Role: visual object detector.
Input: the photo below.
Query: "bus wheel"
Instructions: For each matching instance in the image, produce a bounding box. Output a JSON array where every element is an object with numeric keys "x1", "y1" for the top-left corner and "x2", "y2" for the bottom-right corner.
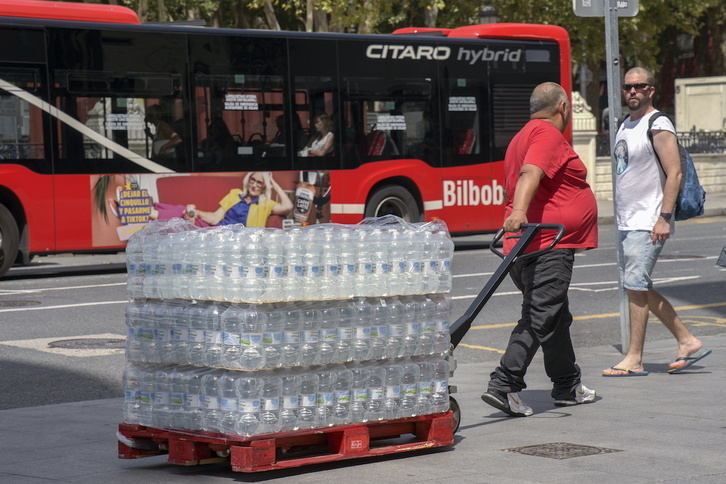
[
  {"x1": 0, "y1": 204, "x2": 20, "y2": 277},
  {"x1": 365, "y1": 185, "x2": 420, "y2": 222}
]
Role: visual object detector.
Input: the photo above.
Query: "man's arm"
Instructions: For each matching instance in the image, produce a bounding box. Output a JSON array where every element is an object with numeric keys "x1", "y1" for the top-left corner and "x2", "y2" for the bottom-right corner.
[
  {"x1": 503, "y1": 163, "x2": 545, "y2": 233},
  {"x1": 651, "y1": 129, "x2": 682, "y2": 240}
]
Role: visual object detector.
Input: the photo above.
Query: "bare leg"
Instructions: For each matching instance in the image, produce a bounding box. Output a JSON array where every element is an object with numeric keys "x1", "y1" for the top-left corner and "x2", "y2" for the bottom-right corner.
[
  {"x1": 602, "y1": 289, "x2": 649, "y2": 375},
  {"x1": 647, "y1": 289, "x2": 702, "y2": 362}
]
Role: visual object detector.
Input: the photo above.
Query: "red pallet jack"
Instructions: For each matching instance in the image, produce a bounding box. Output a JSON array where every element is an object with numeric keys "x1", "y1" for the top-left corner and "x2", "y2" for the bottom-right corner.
[{"x1": 117, "y1": 223, "x2": 563, "y2": 472}]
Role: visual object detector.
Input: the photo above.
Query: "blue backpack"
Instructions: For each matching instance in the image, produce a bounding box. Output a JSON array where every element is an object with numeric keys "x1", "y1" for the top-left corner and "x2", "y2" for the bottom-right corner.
[{"x1": 646, "y1": 113, "x2": 706, "y2": 221}]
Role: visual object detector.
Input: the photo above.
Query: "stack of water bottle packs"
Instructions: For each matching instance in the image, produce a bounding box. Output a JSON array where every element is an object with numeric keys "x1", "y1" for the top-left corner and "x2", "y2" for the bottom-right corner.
[{"x1": 122, "y1": 216, "x2": 453, "y2": 437}]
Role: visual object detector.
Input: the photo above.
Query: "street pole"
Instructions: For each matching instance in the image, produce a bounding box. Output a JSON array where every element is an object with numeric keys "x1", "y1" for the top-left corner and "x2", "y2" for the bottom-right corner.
[{"x1": 604, "y1": 0, "x2": 630, "y2": 354}]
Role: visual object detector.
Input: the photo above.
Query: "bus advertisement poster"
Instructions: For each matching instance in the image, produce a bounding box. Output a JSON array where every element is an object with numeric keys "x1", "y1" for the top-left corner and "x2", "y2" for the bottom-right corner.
[{"x1": 90, "y1": 171, "x2": 331, "y2": 247}]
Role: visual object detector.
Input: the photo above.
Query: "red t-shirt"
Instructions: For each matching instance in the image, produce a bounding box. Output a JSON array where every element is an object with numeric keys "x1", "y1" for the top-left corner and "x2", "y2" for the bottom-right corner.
[{"x1": 503, "y1": 119, "x2": 598, "y2": 254}]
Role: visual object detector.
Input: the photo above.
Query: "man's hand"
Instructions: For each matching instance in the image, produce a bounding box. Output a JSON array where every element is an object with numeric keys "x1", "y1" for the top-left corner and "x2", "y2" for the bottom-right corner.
[
  {"x1": 650, "y1": 217, "x2": 671, "y2": 244},
  {"x1": 504, "y1": 209, "x2": 528, "y2": 233}
]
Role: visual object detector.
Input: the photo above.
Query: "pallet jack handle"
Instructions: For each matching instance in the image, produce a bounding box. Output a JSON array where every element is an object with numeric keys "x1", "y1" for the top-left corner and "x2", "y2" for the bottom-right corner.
[{"x1": 448, "y1": 223, "x2": 565, "y2": 349}]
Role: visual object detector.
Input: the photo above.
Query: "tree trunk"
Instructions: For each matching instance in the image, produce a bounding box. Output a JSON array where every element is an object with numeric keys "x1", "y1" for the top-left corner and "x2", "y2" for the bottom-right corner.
[
  {"x1": 314, "y1": 10, "x2": 328, "y2": 32},
  {"x1": 424, "y1": 4, "x2": 438, "y2": 28},
  {"x1": 137, "y1": 0, "x2": 149, "y2": 23},
  {"x1": 262, "y1": 1, "x2": 281, "y2": 30},
  {"x1": 156, "y1": 0, "x2": 168, "y2": 22},
  {"x1": 306, "y1": 0, "x2": 314, "y2": 32}
]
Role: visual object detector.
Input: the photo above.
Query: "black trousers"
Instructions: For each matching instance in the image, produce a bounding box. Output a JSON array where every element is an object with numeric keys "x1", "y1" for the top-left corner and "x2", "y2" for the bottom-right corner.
[{"x1": 487, "y1": 249, "x2": 581, "y2": 400}]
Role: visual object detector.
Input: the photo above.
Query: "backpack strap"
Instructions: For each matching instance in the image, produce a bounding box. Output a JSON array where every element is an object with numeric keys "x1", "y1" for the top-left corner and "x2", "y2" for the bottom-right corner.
[{"x1": 645, "y1": 111, "x2": 674, "y2": 170}]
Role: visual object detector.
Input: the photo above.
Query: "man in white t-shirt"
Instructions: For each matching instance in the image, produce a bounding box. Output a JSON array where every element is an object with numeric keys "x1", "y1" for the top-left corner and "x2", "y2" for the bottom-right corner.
[{"x1": 603, "y1": 67, "x2": 711, "y2": 377}]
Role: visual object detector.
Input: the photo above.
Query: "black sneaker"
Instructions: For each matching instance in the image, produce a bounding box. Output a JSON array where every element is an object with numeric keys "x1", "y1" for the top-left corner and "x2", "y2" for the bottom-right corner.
[{"x1": 481, "y1": 390, "x2": 533, "y2": 417}]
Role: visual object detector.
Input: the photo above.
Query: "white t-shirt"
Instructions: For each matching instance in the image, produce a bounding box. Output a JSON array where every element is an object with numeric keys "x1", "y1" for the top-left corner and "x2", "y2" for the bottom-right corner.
[{"x1": 614, "y1": 110, "x2": 676, "y2": 231}]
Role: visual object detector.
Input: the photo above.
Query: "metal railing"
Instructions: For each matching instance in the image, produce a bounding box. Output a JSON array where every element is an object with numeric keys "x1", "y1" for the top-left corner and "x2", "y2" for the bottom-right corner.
[{"x1": 596, "y1": 131, "x2": 726, "y2": 156}]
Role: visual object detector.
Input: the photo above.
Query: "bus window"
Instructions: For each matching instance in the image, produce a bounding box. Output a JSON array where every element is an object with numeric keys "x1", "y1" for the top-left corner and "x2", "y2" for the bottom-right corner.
[
  {"x1": 293, "y1": 76, "x2": 338, "y2": 170},
  {"x1": 441, "y1": 77, "x2": 490, "y2": 167},
  {"x1": 52, "y1": 70, "x2": 185, "y2": 174},
  {"x1": 0, "y1": 69, "x2": 48, "y2": 170},
  {"x1": 490, "y1": 84, "x2": 534, "y2": 161},
  {"x1": 193, "y1": 73, "x2": 287, "y2": 171},
  {"x1": 342, "y1": 78, "x2": 435, "y2": 167}
]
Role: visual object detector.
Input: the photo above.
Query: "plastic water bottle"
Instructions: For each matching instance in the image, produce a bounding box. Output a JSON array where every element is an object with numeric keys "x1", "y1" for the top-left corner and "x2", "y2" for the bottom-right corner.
[
  {"x1": 334, "y1": 301, "x2": 354, "y2": 363},
  {"x1": 432, "y1": 294, "x2": 452, "y2": 354},
  {"x1": 151, "y1": 366, "x2": 172, "y2": 428},
  {"x1": 401, "y1": 296, "x2": 421, "y2": 357},
  {"x1": 383, "y1": 362, "x2": 403, "y2": 420},
  {"x1": 416, "y1": 359, "x2": 434, "y2": 415},
  {"x1": 265, "y1": 230, "x2": 287, "y2": 302},
  {"x1": 200, "y1": 369, "x2": 222, "y2": 432},
  {"x1": 263, "y1": 304, "x2": 284, "y2": 368},
  {"x1": 169, "y1": 300, "x2": 191, "y2": 364},
  {"x1": 369, "y1": 298, "x2": 389, "y2": 360},
  {"x1": 183, "y1": 367, "x2": 204, "y2": 430},
  {"x1": 170, "y1": 231, "x2": 192, "y2": 299},
  {"x1": 385, "y1": 297, "x2": 405, "y2": 358},
  {"x1": 316, "y1": 368, "x2": 337, "y2": 427},
  {"x1": 125, "y1": 299, "x2": 145, "y2": 363},
  {"x1": 400, "y1": 359, "x2": 420, "y2": 417},
  {"x1": 421, "y1": 230, "x2": 438, "y2": 294},
  {"x1": 338, "y1": 228, "x2": 358, "y2": 298},
  {"x1": 318, "y1": 304, "x2": 339, "y2": 365},
  {"x1": 431, "y1": 358, "x2": 450, "y2": 414},
  {"x1": 217, "y1": 371, "x2": 239, "y2": 434},
  {"x1": 188, "y1": 229, "x2": 209, "y2": 300},
  {"x1": 258, "y1": 374, "x2": 282, "y2": 434},
  {"x1": 417, "y1": 296, "x2": 436, "y2": 355},
  {"x1": 207, "y1": 230, "x2": 229, "y2": 302},
  {"x1": 136, "y1": 365, "x2": 155, "y2": 427},
  {"x1": 351, "y1": 298, "x2": 372, "y2": 361},
  {"x1": 122, "y1": 364, "x2": 142, "y2": 425},
  {"x1": 388, "y1": 229, "x2": 408, "y2": 296},
  {"x1": 126, "y1": 235, "x2": 146, "y2": 300},
  {"x1": 220, "y1": 304, "x2": 244, "y2": 369},
  {"x1": 186, "y1": 301, "x2": 207, "y2": 366},
  {"x1": 157, "y1": 300, "x2": 180, "y2": 364},
  {"x1": 168, "y1": 366, "x2": 187, "y2": 429},
  {"x1": 403, "y1": 229, "x2": 423, "y2": 295},
  {"x1": 366, "y1": 362, "x2": 386, "y2": 421},
  {"x1": 319, "y1": 226, "x2": 342, "y2": 300},
  {"x1": 238, "y1": 229, "x2": 268, "y2": 303},
  {"x1": 284, "y1": 229, "x2": 306, "y2": 301},
  {"x1": 348, "y1": 363, "x2": 370, "y2": 423},
  {"x1": 203, "y1": 302, "x2": 224, "y2": 368},
  {"x1": 369, "y1": 228, "x2": 391, "y2": 296},
  {"x1": 156, "y1": 234, "x2": 175, "y2": 299},
  {"x1": 332, "y1": 365, "x2": 353, "y2": 425},
  {"x1": 299, "y1": 303, "x2": 322, "y2": 366},
  {"x1": 355, "y1": 229, "x2": 375, "y2": 297},
  {"x1": 138, "y1": 300, "x2": 159, "y2": 362},
  {"x1": 142, "y1": 231, "x2": 162, "y2": 299},
  {"x1": 297, "y1": 370, "x2": 319, "y2": 429},
  {"x1": 301, "y1": 229, "x2": 323, "y2": 300},
  {"x1": 279, "y1": 370, "x2": 301, "y2": 431},
  {"x1": 220, "y1": 226, "x2": 242, "y2": 303},
  {"x1": 236, "y1": 374, "x2": 262, "y2": 436},
  {"x1": 240, "y1": 305, "x2": 266, "y2": 370},
  {"x1": 280, "y1": 303, "x2": 302, "y2": 368},
  {"x1": 434, "y1": 229, "x2": 454, "y2": 293}
]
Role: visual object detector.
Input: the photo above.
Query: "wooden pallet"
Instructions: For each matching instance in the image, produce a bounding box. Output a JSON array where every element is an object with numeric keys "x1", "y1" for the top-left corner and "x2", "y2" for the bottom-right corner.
[{"x1": 118, "y1": 411, "x2": 455, "y2": 472}]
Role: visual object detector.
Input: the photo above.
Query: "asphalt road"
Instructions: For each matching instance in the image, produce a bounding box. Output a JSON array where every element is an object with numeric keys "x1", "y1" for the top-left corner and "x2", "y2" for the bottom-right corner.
[{"x1": 1, "y1": 217, "x2": 724, "y2": 410}]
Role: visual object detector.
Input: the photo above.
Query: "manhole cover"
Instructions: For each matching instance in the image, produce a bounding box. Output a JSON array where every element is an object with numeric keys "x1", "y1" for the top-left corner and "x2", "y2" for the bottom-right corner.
[
  {"x1": 0, "y1": 300, "x2": 42, "y2": 307},
  {"x1": 659, "y1": 254, "x2": 706, "y2": 260},
  {"x1": 48, "y1": 338, "x2": 125, "y2": 350},
  {"x1": 505, "y1": 442, "x2": 621, "y2": 460}
]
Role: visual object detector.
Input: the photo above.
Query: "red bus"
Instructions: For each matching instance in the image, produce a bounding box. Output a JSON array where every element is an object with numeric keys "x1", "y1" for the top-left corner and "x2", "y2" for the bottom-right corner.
[{"x1": 0, "y1": 1, "x2": 571, "y2": 276}]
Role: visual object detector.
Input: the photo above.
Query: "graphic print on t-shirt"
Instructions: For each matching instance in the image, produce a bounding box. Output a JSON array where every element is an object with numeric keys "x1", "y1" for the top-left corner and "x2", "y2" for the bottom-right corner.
[{"x1": 614, "y1": 139, "x2": 628, "y2": 174}]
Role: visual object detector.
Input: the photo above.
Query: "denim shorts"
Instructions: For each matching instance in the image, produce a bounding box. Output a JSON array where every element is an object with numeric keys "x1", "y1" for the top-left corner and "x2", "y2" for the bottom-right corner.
[{"x1": 620, "y1": 230, "x2": 664, "y2": 291}]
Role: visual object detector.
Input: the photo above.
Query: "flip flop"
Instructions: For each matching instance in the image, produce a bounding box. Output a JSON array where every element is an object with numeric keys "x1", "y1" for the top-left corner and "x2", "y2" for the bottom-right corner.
[
  {"x1": 668, "y1": 349, "x2": 712, "y2": 374},
  {"x1": 602, "y1": 367, "x2": 649, "y2": 377}
]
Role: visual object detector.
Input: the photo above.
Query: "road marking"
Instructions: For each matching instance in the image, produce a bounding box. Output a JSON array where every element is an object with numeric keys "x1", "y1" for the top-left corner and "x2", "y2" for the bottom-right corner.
[
  {"x1": 0, "y1": 300, "x2": 128, "y2": 313},
  {"x1": 0, "y1": 282, "x2": 126, "y2": 296},
  {"x1": 0, "y1": 333, "x2": 126, "y2": 357},
  {"x1": 462, "y1": 301, "x2": 726, "y2": 353}
]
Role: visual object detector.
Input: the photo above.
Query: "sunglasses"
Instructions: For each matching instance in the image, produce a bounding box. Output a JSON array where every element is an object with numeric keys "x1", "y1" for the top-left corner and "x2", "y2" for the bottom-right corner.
[
  {"x1": 622, "y1": 83, "x2": 651, "y2": 91},
  {"x1": 248, "y1": 176, "x2": 265, "y2": 186}
]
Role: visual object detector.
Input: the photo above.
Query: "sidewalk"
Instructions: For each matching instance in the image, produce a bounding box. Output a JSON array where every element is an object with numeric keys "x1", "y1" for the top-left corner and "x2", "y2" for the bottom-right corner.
[{"x1": 0, "y1": 334, "x2": 723, "y2": 483}]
